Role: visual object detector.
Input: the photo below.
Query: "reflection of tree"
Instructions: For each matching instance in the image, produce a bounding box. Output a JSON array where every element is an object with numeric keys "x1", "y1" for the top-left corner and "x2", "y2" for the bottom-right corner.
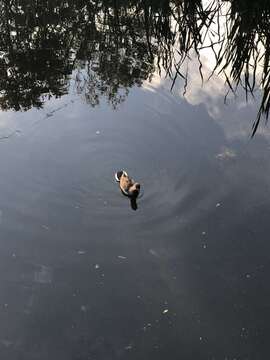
[
  {"x1": 76, "y1": 1, "x2": 157, "y2": 108},
  {"x1": 0, "y1": 0, "x2": 76, "y2": 111},
  {"x1": 215, "y1": 0, "x2": 270, "y2": 135},
  {"x1": 0, "y1": 0, "x2": 269, "y2": 134},
  {"x1": 162, "y1": 0, "x2": 270, "y2": 135},
  {"x1": 0, "y1": 0, "x2": 158, "y2": 111},
  {"x1": 0, "y1": 49, "x2": 71, "y2": 111}
]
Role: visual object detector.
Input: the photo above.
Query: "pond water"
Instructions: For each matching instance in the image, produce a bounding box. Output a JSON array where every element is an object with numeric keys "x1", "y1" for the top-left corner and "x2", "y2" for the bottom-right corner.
[{"x1": 0, "y1": 2, "x2": 270, "y2": 360}]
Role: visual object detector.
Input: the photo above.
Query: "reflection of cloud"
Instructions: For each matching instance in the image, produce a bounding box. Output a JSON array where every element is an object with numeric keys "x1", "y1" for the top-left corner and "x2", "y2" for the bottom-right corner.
[
  {"x1": 141, "y1": 1, "x2": 269, "y2": 140},
  {"x1": 145, "y1": 52, "x2": 231, "y2": 119},
  {"x1": 179, "y1": 55, "x2": 227, "y2": 119},
  {"x1": 143, "y1": 52, "x2": 270, "y2": 140}
]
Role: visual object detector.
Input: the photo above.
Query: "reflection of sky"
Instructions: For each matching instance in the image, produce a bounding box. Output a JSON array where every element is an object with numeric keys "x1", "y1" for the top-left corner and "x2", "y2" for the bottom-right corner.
[
  {"x1": 143, "y1": 52, "x2": 268, "y2": 140},
  {"x1": 143, "y1": 0, "x2": 268, "y2": 140},
  {"x1": 0, "y1": 56, "x2": 270, "y2": 359},
  {"x1": 0, "y1": 56, "x2": 267, "y2": 144}
]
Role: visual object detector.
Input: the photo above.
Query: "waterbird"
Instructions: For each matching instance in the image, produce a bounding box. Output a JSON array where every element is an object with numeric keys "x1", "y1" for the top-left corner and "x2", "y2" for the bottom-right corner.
[{"x1": 115, "y1": 170, "x2": 141, "y2": 198}]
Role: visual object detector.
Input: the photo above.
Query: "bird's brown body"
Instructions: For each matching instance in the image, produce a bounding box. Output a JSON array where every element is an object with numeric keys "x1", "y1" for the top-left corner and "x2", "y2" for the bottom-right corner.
[{"x1": 115, "y1": 171, "x2": 141, "y2": 198}]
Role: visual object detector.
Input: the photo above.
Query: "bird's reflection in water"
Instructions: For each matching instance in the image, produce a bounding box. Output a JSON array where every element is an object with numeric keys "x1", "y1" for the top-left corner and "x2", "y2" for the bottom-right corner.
[
  {"x1": 130, "y1": 197, "x2": 138, "y2": 211},
  {"x1": 120, "y1": 190, "x2": 138, "y2": 211}
]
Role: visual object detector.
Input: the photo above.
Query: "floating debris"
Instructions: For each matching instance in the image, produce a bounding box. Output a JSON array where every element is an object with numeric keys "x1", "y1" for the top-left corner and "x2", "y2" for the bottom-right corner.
[
  {"x1": 94, "y1": 264, "x2": 100, "y2": 269},
  {"x1": 96, "y1": 130, "x2": 100, "y2": 135},
  {"x1": 125, "y1": 345, "x2": 133, "y2": 351},
  {"x1": 149, "y1": 249, "x2": 160, "y2": 258},
  {"x1": 202, "y1": 231, "x2": 206, "y2": 236},
  {"x1": 80, "y1": 305, "x2": 87, "y2": 312},
  {"x1": 163, "y1": 309, "x2": 169, "y2": 314},
  {"x1": 117, "y1": 255, "x2": 127, "y2": 260},
  {"x1": 34, "y1": 265, "x2": 52, "y2": 284},
  {"x1": 216, "y1": 148, "x2": 236, "y2": 160},
  {"x1": 77, "y1": 250, "x2": 86, "y2": 255},
  {"x1": 216, "y1": 203, "x2": 221, "y2": 207}
]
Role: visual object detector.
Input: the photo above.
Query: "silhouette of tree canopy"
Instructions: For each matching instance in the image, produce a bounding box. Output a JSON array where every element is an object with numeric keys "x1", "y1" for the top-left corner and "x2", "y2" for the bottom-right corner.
[{"x1": 0, "y1": 0, "x2": 269, "y2": 134}]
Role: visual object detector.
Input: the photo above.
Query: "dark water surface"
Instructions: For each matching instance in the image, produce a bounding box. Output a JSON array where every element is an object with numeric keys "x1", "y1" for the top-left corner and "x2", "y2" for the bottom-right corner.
[
  {"x1": 1, "y1": 1, "x2": 270, "y2": 360},
  {"x1": 0, "y1": 74, "x2": 270, "y2": 360}
]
